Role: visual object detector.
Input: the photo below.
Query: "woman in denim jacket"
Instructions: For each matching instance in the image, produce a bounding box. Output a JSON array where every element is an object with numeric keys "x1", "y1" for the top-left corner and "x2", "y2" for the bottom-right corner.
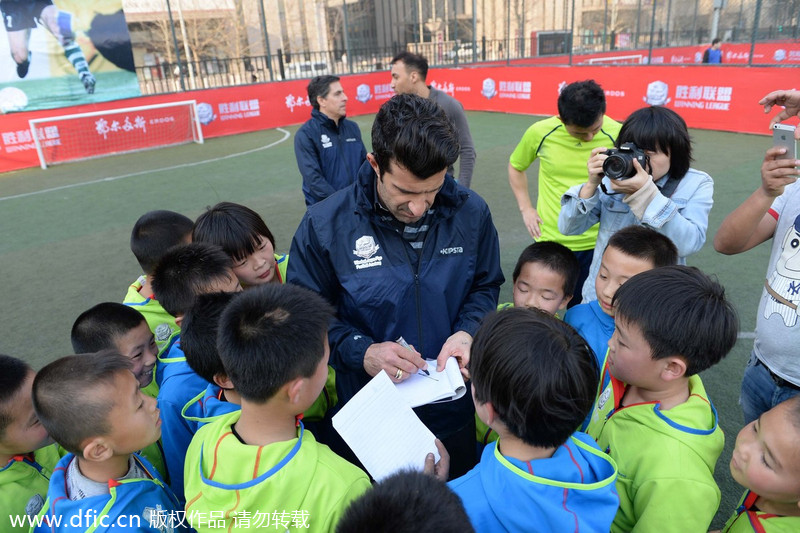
[{"x1": 559, "y1": 106, "x2": 713, "y2": 302}]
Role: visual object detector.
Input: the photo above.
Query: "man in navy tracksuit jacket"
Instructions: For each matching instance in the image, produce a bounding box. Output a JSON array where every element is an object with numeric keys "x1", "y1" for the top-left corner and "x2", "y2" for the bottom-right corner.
[
  {"x1": 294, "y1": 75, "x2": 367, "y2": 206},
  {"x1": 289, "y1": 94, "x2": 504, "y2": 477}
]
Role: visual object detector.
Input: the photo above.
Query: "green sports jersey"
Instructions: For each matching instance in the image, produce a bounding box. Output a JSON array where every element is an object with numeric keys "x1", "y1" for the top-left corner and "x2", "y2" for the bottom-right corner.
[
  {"x1": 587, "y1": 370, "x2": 723, "y2": 533},
  {"x1": 0, "y1": 444, "x2": 61, "y2": 532},
  {"x1": 509, "y1": 115, "x2": 621, "y2": 251},
  {"x1": 722, "y1": 490, "x2": 800, "y2": 532},
  {"x1": 124, "y1": 275, "x2": 180, "y2": 357},
  {"x1": 184, "y1": 411, "x2": 370, "y2": 532}
]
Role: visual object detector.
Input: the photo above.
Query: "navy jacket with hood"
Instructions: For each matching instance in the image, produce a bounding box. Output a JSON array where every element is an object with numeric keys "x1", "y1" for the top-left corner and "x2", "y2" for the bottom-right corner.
[
  {"x1": 288, "y1": 161, "x2": 504, "y2": 435},
  {"x1": 294, "y1": 109, "x2": 367, "y2": 206}
]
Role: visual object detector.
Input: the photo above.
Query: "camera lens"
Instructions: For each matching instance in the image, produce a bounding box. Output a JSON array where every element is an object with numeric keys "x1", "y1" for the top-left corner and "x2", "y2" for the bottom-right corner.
[{"x1": 603, "y1": 154, "x2": 632, "y2": 180}]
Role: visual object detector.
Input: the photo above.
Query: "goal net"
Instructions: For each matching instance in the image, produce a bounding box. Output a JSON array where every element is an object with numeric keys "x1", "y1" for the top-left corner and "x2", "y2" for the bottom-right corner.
[{"x1": 29, "y1": 100, "x2": 203, "y2": 169}]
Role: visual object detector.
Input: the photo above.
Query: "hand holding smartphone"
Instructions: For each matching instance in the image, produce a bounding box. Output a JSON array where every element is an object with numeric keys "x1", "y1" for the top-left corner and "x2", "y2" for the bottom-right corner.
[{"x1": 773, "y1": 124, "x2": 798, "y2": 160}]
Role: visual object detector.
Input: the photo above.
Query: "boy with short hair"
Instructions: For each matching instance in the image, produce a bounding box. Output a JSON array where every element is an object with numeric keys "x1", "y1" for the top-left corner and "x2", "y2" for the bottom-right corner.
[
  {"x1": 180, "y1": 291, "x2": 242, "y2": 430},
  {"x1": 184, "y1": 283, "x2": 371, "y2": 532},
  {"x1": 481, "y1": 241, "x2": 578, "y2": 445},
  {"x1": 565, "y1": 225, "x2": 678, "y2": 371},
  {"x1": 124, "y1": 210, "x2": 193, "y2": 357},
  {"x1": 719, "y1": 396, "x2": 800, "y2": 531},
  {"x1": 70, "y1": 302, "x2": 167, "y2": 480},
  {"x1": 71, "y1": 302, "x2": 159, "y2": 395},
  {"x1": 0, "y1": 355, "x2": 58, "y2": 532},
  {"x1": 181, "y1": 292, "x2": 336, "y2": 432},
  {"x1": 450, "y1": 308, "x2": 619, "y2": 532},
  {"x1": 31, "y1": 352, "x2": 188, "y2": 532},
  {"x1": 337, "y1": 470, "x2": 474, "y2": 533},
  {"x1": 151, "y1": 241, "x2": 241, "y2": 501},
  {"x1": 586, "y1": 266, "x2": 739, "y2": 532},
  {"x1": 507, "y1": 240, "x2": 578, "y2": 315}
]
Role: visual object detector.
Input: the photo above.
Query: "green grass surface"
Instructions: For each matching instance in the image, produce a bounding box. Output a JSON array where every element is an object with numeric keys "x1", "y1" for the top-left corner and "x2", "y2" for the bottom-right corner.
[{"x1": 0, "y1": 111, "x2": 777, "y2": 527}]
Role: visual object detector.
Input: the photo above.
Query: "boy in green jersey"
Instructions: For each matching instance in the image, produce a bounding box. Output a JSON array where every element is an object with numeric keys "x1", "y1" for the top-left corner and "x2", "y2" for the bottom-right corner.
[
  {"x1": 586, "y1": 266, "x2": 738, "y2": 532},
  {"x1": 719, "y1": 396, "x2": 800, "y2": 532},
  {"x1": 184, "y1": 283, "x2": 370, "y2": 532},
  {"x1": 124, "y1": 210, "x2": 193, "y2": 357},
  {"x1": 70, "y1": 302, "x2": 167, "y2": 480},
  {"x1": 0, "y1": 355, "x2": 58, "y2": 532}
]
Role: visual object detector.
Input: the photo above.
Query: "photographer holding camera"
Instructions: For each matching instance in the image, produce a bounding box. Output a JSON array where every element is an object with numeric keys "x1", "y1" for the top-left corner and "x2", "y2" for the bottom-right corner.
[{"x1": 558, "y1": 106, "x2": 714, "y2": 302}]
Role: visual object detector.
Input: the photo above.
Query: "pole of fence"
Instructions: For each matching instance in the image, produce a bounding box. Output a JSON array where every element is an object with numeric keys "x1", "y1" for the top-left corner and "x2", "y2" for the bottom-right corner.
[
  {"x1": 165, "y1": 0, "x2": 185, "y2": 91},
  {"x1": 342, "y1": 0, "x2": 353, "y2": 73},
  {"x1": 635, "y1": 0, "x2": 642, "y2": 48},
  {"x1": 257, "y1": 0, "x2": 274, "y2": 81},
  {"x1": 648, "y1": 0, "x2": 657, "y2": 64},
  {"x1": 569, "y1": 0, "x2": 575, "y2": 65},
  {"x1": 472, "y1": 0, "x2": 478, "y2": 62},
  {"x1": 506, "y1": 0, "x2": 511, "y2": 65},
  {"x1": 749, "y1": 0, "x2": 762, "y2": 65}
]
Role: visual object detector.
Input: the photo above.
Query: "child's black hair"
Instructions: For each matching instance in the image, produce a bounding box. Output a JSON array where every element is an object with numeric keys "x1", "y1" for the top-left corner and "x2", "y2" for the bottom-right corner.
[
  {"x1": 217, "y1": 283, "x2": 333, "y2": 403},
  {"x1": 613, "y1": 266, "x2": 739, "y2": 376},
  {"x1": 616, "y1": 106, "x2": 693, "y2": 180},
  {"x1": 0, "y1": 354, "x2": 32, "y2": 437},
  {"x1": 336, "y1": 470, "x2": 474, "y2": 533},
  {"x1": 193, "y1": 202, "x2": 276, "y2": 264},
  {"x1": 181, "y1": 292, "x2": 238, "y2": 384},
  {"x1": 151, "y1": 242, "x2": 235, "y2": 317},
  {"x1": 605, "y1": 226, "x2": 679, "y2": 268},
  {"x1": 130, "y1": 210, "x2": 193, "y2": 274},
  {"x1": 512, "y1": 241, "x2": 579, "y2": 296},
  {"x1": 71, "y1": 302, "x2": 148, "y2": 353},
  {"x1": 471, "y1": 308, "x2": 598, "y2": 448},
  {"x1": 33, "y1": 352, "x2": 132, "y2": 455}
]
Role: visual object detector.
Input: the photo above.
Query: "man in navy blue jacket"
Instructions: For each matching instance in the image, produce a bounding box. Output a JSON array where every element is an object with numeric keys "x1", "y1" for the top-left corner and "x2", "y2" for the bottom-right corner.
[
  {"x1": 294, "y1": 75, "x2": 367, "y2": 206},
  {"x1": 289, "y1": 94, "x2": 504, "y2": 477}
]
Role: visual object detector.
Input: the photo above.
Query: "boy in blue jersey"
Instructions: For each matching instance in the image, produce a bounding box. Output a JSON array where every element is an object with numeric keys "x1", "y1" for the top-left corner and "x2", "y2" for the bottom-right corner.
[
  {"x1": 184, "y1": 283, "x2": 370, "y2": 532},
  {"x1": 0, "y1": 355, "x2": 58, "y2": 532},
  {"x1": 180, "y1": 292, "x2": 242, "y2": 432},
  {"x1": 151, "y1": 242, "x2": 241, "y2": 502},
  {"x1": 124, "y1": 210, "x2": 193, "y2": 358},
  {"x1": 586, "y1": 266, "x2": 738, "y2": 532},
  {"x1": 449, "y1": 308, "x2": 619, "y2": 532},
  {"x1": 31, "y1": 352, "x2": 188, "y2": 532},
  {"x1": 71, "y1": 303, "x2": 167, "y2": 481},
  {"x1": 565, "y1": 225, "x2": 677, "y2": 372}
]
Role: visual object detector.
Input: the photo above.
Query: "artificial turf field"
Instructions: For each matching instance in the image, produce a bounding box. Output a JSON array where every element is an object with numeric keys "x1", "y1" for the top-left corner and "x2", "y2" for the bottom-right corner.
[{"x1": 0, "y1": 110, "x2": 778, "y2": 527}]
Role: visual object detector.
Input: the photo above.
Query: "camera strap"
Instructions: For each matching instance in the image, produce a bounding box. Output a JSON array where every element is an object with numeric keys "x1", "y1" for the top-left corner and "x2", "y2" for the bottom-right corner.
[{"x1": 658, "y1": 175, "x2": 680, "y2": 198}]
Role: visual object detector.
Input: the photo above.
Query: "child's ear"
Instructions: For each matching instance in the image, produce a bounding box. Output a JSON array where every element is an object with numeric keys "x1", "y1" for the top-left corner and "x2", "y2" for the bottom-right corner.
[
  {"x1": 174, "y1": 314, "x2": 184, "y2": 327},
  {"x1": 560, "y1": 294, "x2": 574, "y2": 311},
  {"x1": 285, "y1": 377, "x2": 305, "y2": 405},
  {"x1": 660, "y1": 356, "x2": 687, "y2": 381},
  {"x1": 81, "y1": 437, "x2": 113, "y2": 463},
  {"x1": 212, "y1": 373, "x2": 234, "y2": 390}
]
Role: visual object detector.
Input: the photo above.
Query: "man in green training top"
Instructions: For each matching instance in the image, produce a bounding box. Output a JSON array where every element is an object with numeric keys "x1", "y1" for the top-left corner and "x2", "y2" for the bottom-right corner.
[{"x1": 508, "y1": 80, "x2": 621, "y2": 305}]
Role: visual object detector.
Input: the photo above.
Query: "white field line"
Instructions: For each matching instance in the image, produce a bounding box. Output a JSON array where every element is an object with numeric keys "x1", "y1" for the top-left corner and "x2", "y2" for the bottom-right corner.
[{"x1": 0, "y1": 127, "x2": 291, "y2": 202}]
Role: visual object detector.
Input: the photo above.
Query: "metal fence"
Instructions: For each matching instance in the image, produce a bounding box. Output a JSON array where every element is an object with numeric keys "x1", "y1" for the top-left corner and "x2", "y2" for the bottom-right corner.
[{"x1": 134, "y1": 0, "x2": 799, "y2": 96}]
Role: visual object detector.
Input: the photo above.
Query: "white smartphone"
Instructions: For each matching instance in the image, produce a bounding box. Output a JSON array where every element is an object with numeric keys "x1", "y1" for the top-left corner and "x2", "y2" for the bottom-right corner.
[{"x1": 773, "y1": 123, "x2": 798, "y2": 160}]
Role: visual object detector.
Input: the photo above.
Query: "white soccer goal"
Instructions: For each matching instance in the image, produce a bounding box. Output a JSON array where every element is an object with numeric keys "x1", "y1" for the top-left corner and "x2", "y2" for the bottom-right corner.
[{"x1": 29, "y1": 100, "x2": 204, "y2": 169}]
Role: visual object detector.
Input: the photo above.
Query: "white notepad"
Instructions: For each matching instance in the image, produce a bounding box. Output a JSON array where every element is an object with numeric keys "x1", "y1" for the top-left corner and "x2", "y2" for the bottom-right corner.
[
  {"x1": 332, "y1": 371, "x2": 440, "y2": 481},
  {"x1": 394, "y1": 357, "x2": 467, "y2": 408}
]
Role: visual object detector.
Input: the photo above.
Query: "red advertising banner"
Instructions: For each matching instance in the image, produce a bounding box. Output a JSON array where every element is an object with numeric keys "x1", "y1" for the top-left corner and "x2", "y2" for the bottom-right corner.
[{"x1": 0, "y1": 65, "x2": 795, "y2": 174}]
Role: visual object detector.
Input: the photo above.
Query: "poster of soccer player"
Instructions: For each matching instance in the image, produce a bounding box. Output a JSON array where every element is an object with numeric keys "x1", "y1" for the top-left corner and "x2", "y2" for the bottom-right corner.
[{"x1": 0, "y1": 0, "x2": 140, "y2": 113}]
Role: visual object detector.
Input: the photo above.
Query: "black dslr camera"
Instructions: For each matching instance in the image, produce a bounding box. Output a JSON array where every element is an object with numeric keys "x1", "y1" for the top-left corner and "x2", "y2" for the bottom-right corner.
[{"x1": 602, "y1": 143, "x2": 649, "y2": 180}]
